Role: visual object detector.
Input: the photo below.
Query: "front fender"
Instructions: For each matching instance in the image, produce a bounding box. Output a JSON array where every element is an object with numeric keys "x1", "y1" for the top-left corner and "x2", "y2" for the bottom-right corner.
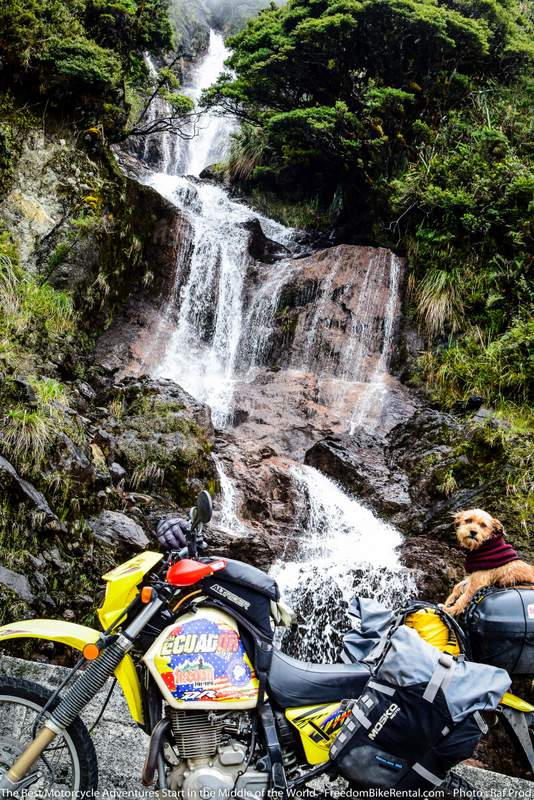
[{"x1": 0, "y1": 619, "x2": 144, "y2": 725}]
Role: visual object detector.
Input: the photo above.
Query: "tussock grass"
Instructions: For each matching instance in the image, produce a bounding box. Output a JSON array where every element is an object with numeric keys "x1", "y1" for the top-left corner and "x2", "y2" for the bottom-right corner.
[
  {"x1": 416, "y1": 267, "x2": 463, "y2": 335},
  {"x1": 0, "y1": 234, "x2": 75, "y2": 341},
  {"x1": 0, "y1": 377, "x2": 71, "y2": 468},
  {"x1": 1, "y1": 407, "x2": 55, "y2": 463},
  {"x1": 131, "y1": 461, "x2": 165, "y2": 491},
  {"x1": 0, "y1": 234, "x2": 78, "y2": 471},
  {"x1": 418, "y1": 316, "x2": 534, "y2": 408},
  {"x1": 227, "y1": 124, "x2": 268, "y2": 182}
]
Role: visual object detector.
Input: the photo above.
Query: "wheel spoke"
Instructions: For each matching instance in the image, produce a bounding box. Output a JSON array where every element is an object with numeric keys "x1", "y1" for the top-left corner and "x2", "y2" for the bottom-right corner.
[{"x1": 0, "y1": 695, "x2": 79, "y2": 794}]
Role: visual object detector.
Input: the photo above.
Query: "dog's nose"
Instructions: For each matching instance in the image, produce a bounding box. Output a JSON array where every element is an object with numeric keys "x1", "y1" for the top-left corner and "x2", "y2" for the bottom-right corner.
[{"x1": 469, "y1": 531, "x2": 478, "y2": 539}]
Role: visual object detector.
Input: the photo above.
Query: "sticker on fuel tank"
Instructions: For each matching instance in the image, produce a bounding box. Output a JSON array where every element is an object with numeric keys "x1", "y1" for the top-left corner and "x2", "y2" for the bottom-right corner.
[
  {"x1": 527, "y1": 603, "x2": 534, "y2": 619},
  {"x1": 155, "y1": 616, "x2": 258, "y2": 702}
]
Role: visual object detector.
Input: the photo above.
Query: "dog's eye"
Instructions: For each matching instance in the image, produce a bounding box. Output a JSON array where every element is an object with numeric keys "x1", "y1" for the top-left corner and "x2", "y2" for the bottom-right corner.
[
  {"x1": 465, "y1": 518, "x2": 472, "y2": 524},
  {"x1": 480, "y1": 522, "x2": 487, "y2": 528}
]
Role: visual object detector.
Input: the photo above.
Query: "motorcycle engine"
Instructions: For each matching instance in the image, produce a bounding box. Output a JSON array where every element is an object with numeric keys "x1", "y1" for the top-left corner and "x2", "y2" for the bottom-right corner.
[{"x1": 167, "y1": 710, "x2": 269, "y2": 800}]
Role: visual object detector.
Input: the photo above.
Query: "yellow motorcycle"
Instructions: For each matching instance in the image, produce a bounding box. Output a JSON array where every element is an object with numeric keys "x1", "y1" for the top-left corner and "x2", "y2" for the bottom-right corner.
[{"x1": 0, "y1": 490, "x2": 532, "y2": 797}]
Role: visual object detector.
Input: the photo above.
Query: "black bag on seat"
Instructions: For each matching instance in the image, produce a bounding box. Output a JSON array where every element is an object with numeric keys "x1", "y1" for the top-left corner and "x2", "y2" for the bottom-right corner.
[
  {"x1": 201, "y1": 558, "x2": 280, "y2": 640},
  {"x1": 464, "y1": 587, "x2": 534, "y2": 675},
  {"x1": 331, "y1": 623, "x2": 510, "y2": 791}
]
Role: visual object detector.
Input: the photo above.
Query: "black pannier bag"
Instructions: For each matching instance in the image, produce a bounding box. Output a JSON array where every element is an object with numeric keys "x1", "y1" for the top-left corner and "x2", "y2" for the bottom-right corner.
[
  {"x1": 464, "y1": 587, "x2": 534, "y2": 675},
  {"x1": 331, "y1": 623, "x2": 510, "y2": 791}
]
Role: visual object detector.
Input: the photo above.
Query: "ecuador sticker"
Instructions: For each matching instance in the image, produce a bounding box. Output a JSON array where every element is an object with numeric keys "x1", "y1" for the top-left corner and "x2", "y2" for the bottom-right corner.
[{"x1": 153, "y1": 615, "x2": 258, "y2": 703}]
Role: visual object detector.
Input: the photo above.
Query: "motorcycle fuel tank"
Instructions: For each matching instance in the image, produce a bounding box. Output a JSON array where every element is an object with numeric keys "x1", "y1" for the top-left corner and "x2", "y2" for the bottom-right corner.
[{"x1": 143, "y1": 607, "x2": 259, "y2": 709}]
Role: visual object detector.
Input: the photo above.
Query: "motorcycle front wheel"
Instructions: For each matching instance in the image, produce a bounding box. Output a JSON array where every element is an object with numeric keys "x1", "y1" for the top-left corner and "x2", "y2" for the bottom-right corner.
[{"x1": 0, "y1": 676, "x2": 98, "y2": 797}]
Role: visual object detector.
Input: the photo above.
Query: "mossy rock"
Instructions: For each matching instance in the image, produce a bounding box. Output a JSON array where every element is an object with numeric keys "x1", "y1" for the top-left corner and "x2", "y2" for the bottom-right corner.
[{"x1": 107, "y1": 377, "x2": 216, "y2": 507}]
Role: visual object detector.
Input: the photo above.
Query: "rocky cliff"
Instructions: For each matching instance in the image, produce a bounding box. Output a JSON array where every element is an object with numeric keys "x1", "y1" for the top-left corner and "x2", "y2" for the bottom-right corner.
[{"x1": 0, "y1": 114, "x2": 219, "y2": 643}]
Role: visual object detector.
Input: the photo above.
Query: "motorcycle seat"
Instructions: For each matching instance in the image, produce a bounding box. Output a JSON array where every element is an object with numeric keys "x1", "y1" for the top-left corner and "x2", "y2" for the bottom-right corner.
[{"x1": 267, "y1": 649, "x2": 370, "y2": 707}]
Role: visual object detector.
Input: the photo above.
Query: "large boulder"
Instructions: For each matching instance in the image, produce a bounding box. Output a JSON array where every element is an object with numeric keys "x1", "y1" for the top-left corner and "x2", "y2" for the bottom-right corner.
[
  {"x1": 242, "y1": 218, "x2": 289, "y2": 263},
  {"x1": 0, "y1": 566, "x2": 34, "y2": 603},
  {"x1": 257, "y1": 244, "x2": 405, "y2": 374},
  {"x1": 88, "y1": 511, "x2": 149, "y2": 549},
  {"x1": 209, "y1": 437, "x2": 303, "y2": 570},
  {"x1": 103, "y1": 377, "x2": 216, "y2": 507},
  {"x1": 0, "y1": 455, "x2": 61, "y2": 530},
  {"x1": 305, "y1": 430, "x2": 411, "y2": 514}
]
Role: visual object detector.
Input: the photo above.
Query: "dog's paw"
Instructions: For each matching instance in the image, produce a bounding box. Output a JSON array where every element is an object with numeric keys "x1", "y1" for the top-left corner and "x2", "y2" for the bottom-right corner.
[{"x1": 444, "y1": 603, "x2": 463, "y2": 616}]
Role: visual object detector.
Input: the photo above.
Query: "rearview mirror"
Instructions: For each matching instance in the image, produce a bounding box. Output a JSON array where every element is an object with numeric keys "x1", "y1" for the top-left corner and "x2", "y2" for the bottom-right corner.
[{"x1": 196, "y1": 489, "x2": 213, "y2": 524}]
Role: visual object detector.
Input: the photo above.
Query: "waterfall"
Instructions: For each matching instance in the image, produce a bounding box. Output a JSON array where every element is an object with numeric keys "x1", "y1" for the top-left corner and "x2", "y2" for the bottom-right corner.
[
  {"x1": 153, "y1": 179, "x2": 252, "y2": 427},
  {"x1": 134, "y1": 30, "x2": 415, "y2": 663},
  {"x1": 176, "y1": 30, "x2": 235, "y2": 177},
  {"x1": 150, "y1": 175, "x2": 295, "y2": 427},
  {"x1": 272, "y1": 466, "x2": 415, "y2": 661}
]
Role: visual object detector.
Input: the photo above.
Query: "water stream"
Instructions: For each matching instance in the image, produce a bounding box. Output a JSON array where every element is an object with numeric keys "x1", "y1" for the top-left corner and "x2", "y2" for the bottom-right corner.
[{"x1": 137, "y1": 30, "x2": 415, "y2": 661}]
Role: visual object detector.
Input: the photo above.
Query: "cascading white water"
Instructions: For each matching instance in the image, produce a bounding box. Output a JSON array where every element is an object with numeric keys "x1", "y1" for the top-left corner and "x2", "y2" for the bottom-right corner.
[
  {"x1": 176, "y1": 30, "x2": 235, "y2": 177},
  {"x1": 153, "y1": 177, "x2": 253, "y2": 427},
  {"x1": 150, "y1": 174, "x2": 295, "y2": 427},
  {"x1": 272, "y1": 466, "x2": 415, "y2": 661},
  {"x1": 138, "y1": 30, "x2": 416, "y2": 662},
  {"x1": 143, "y1": 33, "x2": 296, "y2": 425},
  {"x1": 213, "y1": 456, "x2": 246, "y2": 534}
]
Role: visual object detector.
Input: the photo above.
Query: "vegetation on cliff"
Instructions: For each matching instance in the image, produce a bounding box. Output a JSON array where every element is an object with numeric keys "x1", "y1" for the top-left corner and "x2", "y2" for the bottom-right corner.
[
  {"x1": 0, "y1": 1, "x2": 220, "y2": 629},
  {"x1": 0, "y1": 0, "x2": 196, "y2": 141}
]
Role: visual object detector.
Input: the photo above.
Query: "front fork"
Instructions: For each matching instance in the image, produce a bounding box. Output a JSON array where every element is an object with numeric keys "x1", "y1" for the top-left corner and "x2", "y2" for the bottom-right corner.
[{"x1": 0, "y1": 595, "x2": 164, "y2": 796}]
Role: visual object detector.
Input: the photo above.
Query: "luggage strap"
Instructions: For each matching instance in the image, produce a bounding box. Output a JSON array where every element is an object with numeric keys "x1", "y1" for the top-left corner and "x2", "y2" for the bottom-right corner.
[
  {"x1": 412, "y1": 762, "x2": 443, "y2": 786},
  {"x1": 258, "y1": 702, "x2": 288, "y2": 793},
  {"x1": 423, "y1": 653, "x2": 456, "y2": 703}
]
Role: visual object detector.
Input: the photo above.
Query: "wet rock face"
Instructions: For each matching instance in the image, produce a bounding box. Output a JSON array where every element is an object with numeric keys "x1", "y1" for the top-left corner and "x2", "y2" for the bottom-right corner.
[
  {"x1": 230, "y1": 368, "x2": 418, "y2": 462},
  {"x1": 400, "y1": 537, "x2": 464, "y2": 604},
  {"x1": 305, "y1": 431, "x2": 411, "y2": 514},
  {"x1": 263, "y1": 245, "x2": 404, "y2": 376},
  {"x1": 304, "y1": 409, "x2": 466, "y2": 540},
  {"x1": 212, "y1": 436, "x2": 303, "y2": 570}
]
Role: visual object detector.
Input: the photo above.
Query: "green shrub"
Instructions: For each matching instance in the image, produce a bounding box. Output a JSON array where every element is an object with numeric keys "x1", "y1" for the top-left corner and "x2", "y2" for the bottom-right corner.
[
  {"x1": 0, "y1": 0, "x2": 173, "y2": 134},
  {"x1": 418, "y1": 317, "x2": 534, "y2": 408},
  {"x1": 44, "y1": 36, "x2": 122, "y2": 92}
]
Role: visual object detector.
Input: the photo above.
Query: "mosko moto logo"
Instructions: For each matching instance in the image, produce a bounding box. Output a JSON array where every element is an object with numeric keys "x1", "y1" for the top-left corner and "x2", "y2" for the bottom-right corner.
[{"x1": 368, "y1": 703, "x2": 400, "y2": 741}]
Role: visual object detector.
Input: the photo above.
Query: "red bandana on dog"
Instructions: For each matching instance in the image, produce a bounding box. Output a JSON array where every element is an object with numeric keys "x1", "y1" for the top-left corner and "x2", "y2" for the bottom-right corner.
[{"x1": 465, "y1": 531, "x2": 519, "y2": 573}]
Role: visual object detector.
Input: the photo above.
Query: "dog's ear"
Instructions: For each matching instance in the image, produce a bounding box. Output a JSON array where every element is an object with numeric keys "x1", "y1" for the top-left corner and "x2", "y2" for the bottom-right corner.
[
  {"x1": 452, "y1": 511, "x2": 463, "y2": 526},
  {"x1": 491, "y1": 516, "x2": 505, "y2": 535}
]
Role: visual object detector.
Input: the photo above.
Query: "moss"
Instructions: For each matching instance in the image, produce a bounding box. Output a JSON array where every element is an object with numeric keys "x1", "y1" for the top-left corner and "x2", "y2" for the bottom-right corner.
[
  {"x1": 247, "y1": 189, "x2": 334, "y2": 231},
  {"x1": 106, "y1": 383, "x2": 215, "y2": 507},
  {"x1": 0, "y1": 94, "x2": 37, "y2": 195}
]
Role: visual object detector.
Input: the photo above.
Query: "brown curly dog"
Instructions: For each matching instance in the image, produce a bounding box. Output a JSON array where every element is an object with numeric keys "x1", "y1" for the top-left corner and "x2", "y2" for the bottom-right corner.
[{"x1": 443, "y1": 508, "x2": 534, "y2": 616}]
